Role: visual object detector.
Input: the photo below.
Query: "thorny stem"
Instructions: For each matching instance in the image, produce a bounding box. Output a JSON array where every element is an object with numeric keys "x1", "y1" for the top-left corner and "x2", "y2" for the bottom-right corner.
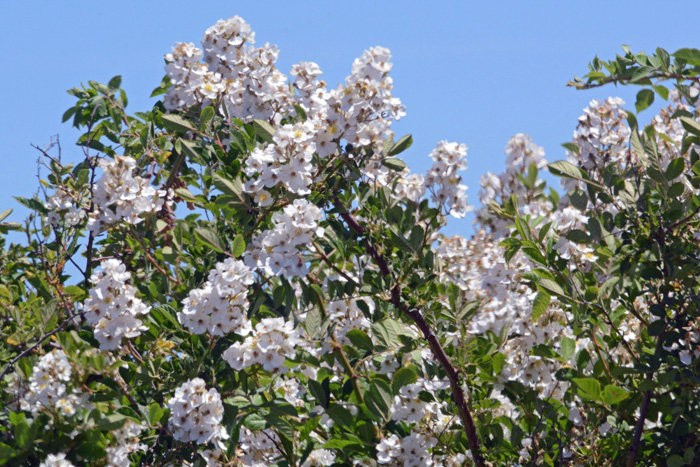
[{"x1": 332, "y1": 197, "x2": 485, "y2": 467}]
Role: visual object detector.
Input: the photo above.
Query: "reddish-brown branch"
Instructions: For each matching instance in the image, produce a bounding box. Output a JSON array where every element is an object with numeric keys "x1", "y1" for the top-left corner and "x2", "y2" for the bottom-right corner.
[{"x1": 333, "y1": 198, "x2": 484, "y2": 466}]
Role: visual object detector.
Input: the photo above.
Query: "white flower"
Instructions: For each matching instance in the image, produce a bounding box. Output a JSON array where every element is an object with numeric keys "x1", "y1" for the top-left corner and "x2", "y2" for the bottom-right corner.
[{"x1": 167, "y1": 378, "x2": 228, "y2": 447}]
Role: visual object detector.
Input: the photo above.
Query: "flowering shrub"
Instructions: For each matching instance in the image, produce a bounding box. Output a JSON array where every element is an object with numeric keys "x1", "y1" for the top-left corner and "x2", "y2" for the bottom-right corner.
[{"x1": 1, "y1": 16, "x2": 700, "y2": 466}]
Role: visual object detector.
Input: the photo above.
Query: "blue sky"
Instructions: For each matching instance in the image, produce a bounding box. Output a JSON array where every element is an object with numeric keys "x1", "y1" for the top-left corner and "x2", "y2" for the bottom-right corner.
[{"x1": 1, "y1": 1, "x2": 698, "y2": 240}]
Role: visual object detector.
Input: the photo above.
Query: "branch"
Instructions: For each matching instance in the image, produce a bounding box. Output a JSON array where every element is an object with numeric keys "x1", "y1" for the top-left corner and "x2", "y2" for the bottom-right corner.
[
  {"x1": 332, "y1": 198, "x2": 485, "y2": 466},
  {"x1": 627, "y1": 327, "x2": 665, "y2": 466},
  {"x1": 0, "y1": 311, "x2": 83, "y2": 383}
]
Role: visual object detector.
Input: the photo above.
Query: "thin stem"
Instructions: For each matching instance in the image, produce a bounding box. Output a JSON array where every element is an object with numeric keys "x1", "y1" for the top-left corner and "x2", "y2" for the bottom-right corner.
[{"x1": 332, "y1": 197, "x2": 485, "y2": 467}]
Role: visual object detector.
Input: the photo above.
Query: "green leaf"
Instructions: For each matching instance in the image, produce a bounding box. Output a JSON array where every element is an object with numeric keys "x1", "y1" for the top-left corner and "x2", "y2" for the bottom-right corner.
[
  {"x1": 630, "y1": 65, "x2": 655, "y2": 82},
  {"x1": 666, "y1": 158, "x2": 685, "y2": 180},
  {"x1": 213, "y1": 173, "x2": 247, "y2": 208},
  {"x1": 573, "y1": 377, "x2": 602, "y2": 402},
  {"x1": 365, "y1": 379, "x2": 392, "y2": 421},
  {"x1": 602, "y1": 384, "x2": 629, "y2": 405},
  {"x1": 108, "y1": 75, "x2": 122, "y2": 89},
  {"x1": 0, "y1": 209, "x2": 11, "y2": 223},
  {"x1": 13, "y1": 420, "x2": 30, "y2": 449},
  {"x1": 382, "y1": 158, "x2": 407, "y2": 172},
  {"x1": 666, "y1": 454, "x2": 686, "y2": 467},
  {"x1": 392, "y1": 367, "x2": 418, "y2": 395},
  {"x1": 680, "y1": 117, "x2": 700, "y2": 137},
  {"x1": 322, "y1": 439, "x2": 361, "y2": 449},
  {"x1": 560, "y1": 337, "x2": 575, "y2": 360},
  {"x1": 266, "y1": 415, "x2": 296, "y2": 441},
  {"x1": 243, "y1": 413, "x2": 267, "y2": 431},
  {"x1": 548, "y1": 161, "x2": 604, "y2": 190},
  {"x1": 387, "y1": 134, "x2": 413, "y2": 156},
  {"x1": 492, "y1": 352, "x2": 507, "y2": 375},
  {"x1": 673, "y1": 47, "x2": 700, "y2": 65},
  {"x1": 252, "y1": 119, "x2": 275, "y2": 143},
  {"x1": 561, "y1": 142, "x2": 579, "y2": 153},
  {"x1": 232, "y1": 235, "x2": 246, "y2": 258},
  {"x1": 194, "y1": 227, "x2": 225, "y2": 253},
  {"x1": 0, "y1": 442, "x2": 15, "y2": 465},
  {"x1": 161, "y1": 114, "x2": 197, "y2": 134},
  {"x1": 635, "y1": 89, "x2": 654, "y2": 113},
  {"x1": 538, "y1": 279, "x2": 567, "y2": 298},
  {"x1": 371, "y1": 319, "x2": 402, "y2": 349},
  {"x1": 305, "y1": 306, "x2": 323, "y2": 338},
  {"x1": 346, "y1": 329, "x2": 373, "y2": 351},
  {"x1": 652, "y1": 84, "x2": 669, "y2": 101},
  {"x1": 149, "y1": 403, "x2": 165, "y2": 426},
  {"x1": 308, "y1": 378, "x2": 329, "y2": 409},
  {"x1": 326, "y1": 404, "x2": 354, "y2": 429},
  {"x1": 174, "y1": 187, "x2": 196, "y2": 202},
  {"x1": 199, "y1": 106, "x2": 215, "y2": 128},
  {"x1": 179, "y1": 139, "x2": 201, "y2": 161}
]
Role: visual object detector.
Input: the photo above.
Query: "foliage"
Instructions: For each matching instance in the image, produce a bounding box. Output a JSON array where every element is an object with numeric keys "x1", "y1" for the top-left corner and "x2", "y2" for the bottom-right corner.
[{"x1": 2, "y1": 17, "x2": 700, "y2": 466}]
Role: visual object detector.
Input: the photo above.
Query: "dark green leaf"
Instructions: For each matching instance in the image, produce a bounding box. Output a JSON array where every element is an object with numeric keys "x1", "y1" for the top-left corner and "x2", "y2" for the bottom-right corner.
[
  {"x1": 252, "y1": 119, "x2": 275, "y2": 143},
  {"x1": 161, "y1": 114, "x2": 197, "y2": 134},
  {"x1": 532, "y1": 291, "x2": 551, "y2": 321},
  {"x1": 538, "y1": 279, "x2": 567, "y2": 298},
  {"x1": 382, "y1": 158, "x2": 407, "y2": 172},
  {"x1": 326, "y1": 404, "x2": 353, "y2": 429},
  {"x1": 680, "y1": 117, "x2": 700, "y2": 137},
  {"x1": 673, "y1": 48, "x2": 700, "y2": 65},
  {"x1": 194, "y1": 227, "x2": 225, "y2": 253},
  {"x1": 635, "y1": 89, "x2": 654, "y2": 113},
  {"x1": 666, "y1": 158, "x2": 685, "y2": 180},
  {"x1": 108, "y1": 75, "x2": 122, "y2": 89},
  {"x1": 392, "y1": 367, "x2": 418, "y2": 395},
  {"x1": 388, "y1": 134, "x2": 413, "y2": 156},
  {"x1": 346, "y1": 329, "x2": 373, "y2": 351},
  {"x1": 232, "y1": 235, "x2": 246, "y2": 258}
]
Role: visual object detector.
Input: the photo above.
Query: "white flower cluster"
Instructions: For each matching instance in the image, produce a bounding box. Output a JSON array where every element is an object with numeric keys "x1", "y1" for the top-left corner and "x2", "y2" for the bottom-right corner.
[
  {"x1": 564, "y1": 97, "x2": 630, "y2": 194},
  {"x1": 390, "y1": 378, "x2": 450, "y2": 425},
  {"x1": 178, "y1": 258, "x2": 255, "y2": 336},
  {"x1": 243, "y1": 121, "x2": 317, "y2": 197},
  {"x1": 325, "y1": 298, "x2": 373, "y2": 348},
  {"x1": 164, "y1": 16, "x2": 293, "y2": 123},
  {"x1": 392, "y1": 169, "x2": 427, "y2": 203},
  {"x1": 39, "y1": 453, "x2": 75, "y2": 467},
  {"x1": 46, "y1": 187, "x2": 84, "y2": 227},
  {"x1": 84, "y1": 259, "x2": 151, "y2": 350},
  {"x1": 235, "y1": 427, "x2": 280, "y2": 466},
  {"x1": 651, "y1": 86, "x2": 700, "y2": 193},
  {"x1": 477, "y1": 134, "x2": 548, "y2": 236},
  {"x1": 436, "y1": 232, "x2": 534, "y2": 336},
  {"x1": 552, "y1": 205, "x2": 600, "y2": 264},
  {"x1": 425, "y1": 141, "x2": 470, "y2": 218},
  {"x1": 244, "y1": 199, "x2": 324, "y2": 277},
  {"x1": 20, "y1": 349, "x2": 79, "y2": 416},
  {"x1": 330, "y1": 46, "x2": 406, "y2": 150},
  {"x1": 302, "y1": 449, "x2": 336, "y2": 467},
  {"x1": 222, "y1": 317, "x2": 300, "y2": 373},
  {"x1": 376, "y1": 431, "x2": 437, "y2": 467},
  {"x1": 89, "y1": 155, "x2": 170, "y2": 233},
  {"x1": 167, "y1": 378, "x2": 228, "y2": 446},
  {"x1": 105, "y1": 419, "x2": 146, "y2": 467}
]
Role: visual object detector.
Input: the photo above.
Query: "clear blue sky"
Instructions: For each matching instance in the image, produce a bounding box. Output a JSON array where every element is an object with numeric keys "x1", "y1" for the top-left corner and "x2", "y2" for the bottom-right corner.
[{"x1": 1, "y1": 1, "x2": 698, "y2": 239}]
